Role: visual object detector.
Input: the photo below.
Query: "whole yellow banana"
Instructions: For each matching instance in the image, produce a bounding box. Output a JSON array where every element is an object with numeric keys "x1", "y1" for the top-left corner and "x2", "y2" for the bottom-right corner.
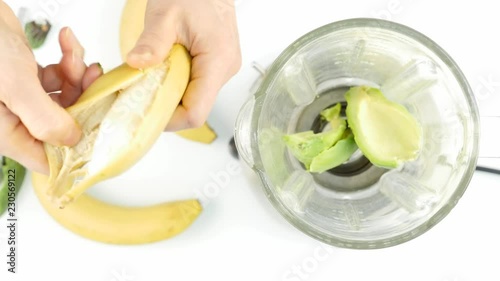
[{"x1": 32, "y1": 173, "x2": 202, "y2": 244}]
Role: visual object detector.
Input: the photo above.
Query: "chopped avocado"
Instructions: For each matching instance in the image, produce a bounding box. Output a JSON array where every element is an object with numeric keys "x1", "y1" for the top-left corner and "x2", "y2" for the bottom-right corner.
[
  {"x1": 320, "y1": 103, "x2": 342, "y2": 122},
  {"x1": 309, "y1": 130, "x2": 358, "y2": 173},
  {"x1": 345, "y1": 86, "x2": 422, "y2": 168},
  {"x1": 320, "y1": 103, "x2": 346, "y2": 134},
  {"x1": 284, "y1": 105, "x2": 347, "y2": 169},
  {"x1": 283, "y1": 121, "x2": 346, "y2": 168}
]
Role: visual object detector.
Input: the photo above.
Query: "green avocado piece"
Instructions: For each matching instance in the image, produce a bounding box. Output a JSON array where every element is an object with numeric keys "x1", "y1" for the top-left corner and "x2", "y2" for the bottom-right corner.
[
  {"x1": 320, "y1": 103, "x2": 342, "y2": 122},
  {"x1": 0, "y1": 157, "x2": 26, "y2": 217},
  {"x1": 345, "y1": 86, "x2": 422, "y2": 168},
  {"x1": 283, "y1": 119, "x2": 347, "y2": 169},
  {"x1": 284, "y1": 102, "x2": 352, "y2": 170},
  {"x1": 309, "y1": 130, "x2": 358, "y2": 173}
]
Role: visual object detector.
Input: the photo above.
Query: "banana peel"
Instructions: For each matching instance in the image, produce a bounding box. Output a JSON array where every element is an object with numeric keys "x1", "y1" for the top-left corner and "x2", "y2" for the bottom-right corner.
[
  {"x1": 119, "y1": 0, "x2": 217, "y2": 144},
  {"x1": 34, "y1": 44, "x2": 203, "y2": 244},
  {"x1": 45, "y1": 44, "x2": 191, "y2": 207},
  {"x1": 176, "y1": 123, "x2": 217, "y2": 144}
]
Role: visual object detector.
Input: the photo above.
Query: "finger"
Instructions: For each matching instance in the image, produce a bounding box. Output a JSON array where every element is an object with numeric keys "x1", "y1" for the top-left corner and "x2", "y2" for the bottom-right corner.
[
  {"x1": 0, "y1": 104, "x2": 49, "y2": 174},
  {"x1": 59, "y1": 62, "x2": 103, "y2": 107},
  {"x1": 58, "y1": 27, "x2": 88, "y2": 107},
  {"x1": 39, "y1": 64, "x2": 63, "y2": 93},
  {"x1": 40, "y1": 62, "x2": 102, "y2": 108},
  {"x1": 49, "y1": 93, "x2": 63, "y2": 107},
  {"x1": 82, "y1": 63, "x2": 103, "y2": 91},
  {"x1": 164, "y1": 52, "x2": 231, "y2": 131},
  {"x1": 164, "y1": 105, "x2": 190, "y2": 131},
  {"x1": 126, "y1": 0, "x2": 177, "y2": 69},
  {"x1": 39, "y1": 27, "x2": 88, "y2": 102},
  {"x1": 58, "y1": 53, "x2": 86, "y2": 108},
  {"x1": 59, "y1": 27, "x2": 84, "y2": 60},
  {"x1": 5, "y1": 70, "x2": 81, "y2": 147},
  {"x1": 40, "y1": 58, "x2": 86, "y2": 108},
  {"x1": 39, "y1": 63, "x2": 62, "y2": 106}
]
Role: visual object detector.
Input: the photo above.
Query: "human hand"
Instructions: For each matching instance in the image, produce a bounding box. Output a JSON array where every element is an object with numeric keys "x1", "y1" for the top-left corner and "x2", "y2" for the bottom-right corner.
[
  {"x1": 126, "y1": 0, "x2": 242, "y2": 130},
  {"x1": 0, "y1": 2, "x2": 102, "y2": 174}
]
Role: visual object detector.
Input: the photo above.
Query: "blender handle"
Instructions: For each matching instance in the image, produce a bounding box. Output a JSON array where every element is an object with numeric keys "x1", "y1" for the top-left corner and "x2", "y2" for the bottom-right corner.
[
  {"x1": 478, "y1": 116, "x2": 500, "y2": 158},
  {"x1": 231, "y1": 61, "x2": 269, "y2": 169},
  {"x1": 476, "y1": 116, "x2": 500, "y2": 174},
  {"x1": 476, "y1": 166, "x2": 500, "y2": 175},
  {"x1": 234, "y1": 97, "x2": 257, "y2": 169}
]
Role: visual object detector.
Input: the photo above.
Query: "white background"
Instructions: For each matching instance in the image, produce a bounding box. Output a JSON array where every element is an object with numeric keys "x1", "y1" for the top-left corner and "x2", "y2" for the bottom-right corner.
[{"x1": 2, "y1": 0, "x2": 500, "y2": 281}]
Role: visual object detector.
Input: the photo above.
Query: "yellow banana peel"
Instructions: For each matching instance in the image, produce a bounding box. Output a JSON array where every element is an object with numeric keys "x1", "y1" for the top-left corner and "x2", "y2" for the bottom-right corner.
[
  {"x1": 119, "y1": 0, "x2": 217, "y2": 144},
  {"x1": 32, "y1": 173, "x2": 202, "y2": 245},
  {"x1": 33, "y1": 44, "x2": 203, "y2": 244},
  {"x1": 176, "y1": 123, "x2": 218, "y2": 144},
  {"x1": 45, "y1": 44, "x2": 191, "y2": 208}
]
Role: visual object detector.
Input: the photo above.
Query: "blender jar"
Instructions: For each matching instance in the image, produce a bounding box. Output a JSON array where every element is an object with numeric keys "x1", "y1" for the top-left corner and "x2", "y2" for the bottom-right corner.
[{"x1": 234, "y1": 18, "x2": 479, "y2": 249}]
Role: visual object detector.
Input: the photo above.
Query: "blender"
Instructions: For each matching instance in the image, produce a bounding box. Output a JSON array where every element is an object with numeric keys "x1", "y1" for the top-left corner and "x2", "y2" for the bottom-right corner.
[{"x1": 234, "y1": 18, "x2": 480, "y2": 249}]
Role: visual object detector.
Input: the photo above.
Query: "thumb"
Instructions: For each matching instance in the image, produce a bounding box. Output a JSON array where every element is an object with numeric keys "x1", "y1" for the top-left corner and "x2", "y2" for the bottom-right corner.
[
  {"x1": 6, "y1": 73, "x2": 81, "y2": 147},
  {"x1": 126, "y1": 1, "x2": 177, "y2": 69}
]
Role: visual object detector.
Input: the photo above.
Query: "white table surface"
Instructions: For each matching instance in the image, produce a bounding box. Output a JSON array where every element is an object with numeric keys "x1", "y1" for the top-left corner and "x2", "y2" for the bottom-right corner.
[{"x1": 2, "y1": 0, "x2": 500, "y2": 280}]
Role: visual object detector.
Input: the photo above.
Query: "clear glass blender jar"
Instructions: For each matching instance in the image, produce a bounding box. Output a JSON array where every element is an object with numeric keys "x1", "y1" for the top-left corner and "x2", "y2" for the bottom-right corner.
[{"x1": 235, "y1": 18, "x2": 479, "y2": 249}]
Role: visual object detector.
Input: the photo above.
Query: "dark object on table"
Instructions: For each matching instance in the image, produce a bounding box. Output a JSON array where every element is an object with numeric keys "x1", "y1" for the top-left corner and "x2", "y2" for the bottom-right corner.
[
  {"x1": 476, "y1": 165, "x2": 500, "y2": 175},
  {"x1": 229, "y1": 137, "x2": 239, "y2": 159},
  {"x1": 24, "y1": 20, "x2": 52, "y2": 49},
  {"x1": 0, "y1": 157, "x2": 26, "y2": 217}
]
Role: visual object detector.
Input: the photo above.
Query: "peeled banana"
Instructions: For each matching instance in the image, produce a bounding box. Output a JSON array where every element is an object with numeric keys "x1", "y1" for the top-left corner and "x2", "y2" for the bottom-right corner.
[
  {"x1": 119, "y1": 0, "x2": 217, "y2": 144},
  {"x1": 33, "y1": 44, "x2": 203, "y2": 244},
  {"x1": 44, "y1": 44, "x2": 191, "y2": 207}
]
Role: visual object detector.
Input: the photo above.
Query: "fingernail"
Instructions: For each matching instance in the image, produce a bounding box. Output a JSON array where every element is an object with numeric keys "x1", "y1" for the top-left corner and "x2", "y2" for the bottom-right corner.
[
  {"x1": 65, "y1": 27, "x2": 71, "y2": 39},
  {"x1": 71, "y1": 50, "x2": 85, "y2": 66},
  {"x1": 97, "y1": 62, "x2": 103, "y2": 72},
  {"x1": 66, "y1": 27, "x2": 78, "y2": 47},
  {"x1": 66, "y1": 27, "x2": 85, "y2": 58},
  {"x1": 128, "y1": 46, "x2": 153, "y2": 65}
]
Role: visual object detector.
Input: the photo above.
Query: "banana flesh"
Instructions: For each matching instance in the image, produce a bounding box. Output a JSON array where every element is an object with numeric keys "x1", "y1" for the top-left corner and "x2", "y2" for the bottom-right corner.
[
  {"x1": 45, "y1": 44, "x2": 191, "y2": 208},
  {"x1": 119, "y1": 0, "x2": 217, "y2": 144},
  {"x1": 33, "y1": 44, "x2": 203, "y2": 244}
]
